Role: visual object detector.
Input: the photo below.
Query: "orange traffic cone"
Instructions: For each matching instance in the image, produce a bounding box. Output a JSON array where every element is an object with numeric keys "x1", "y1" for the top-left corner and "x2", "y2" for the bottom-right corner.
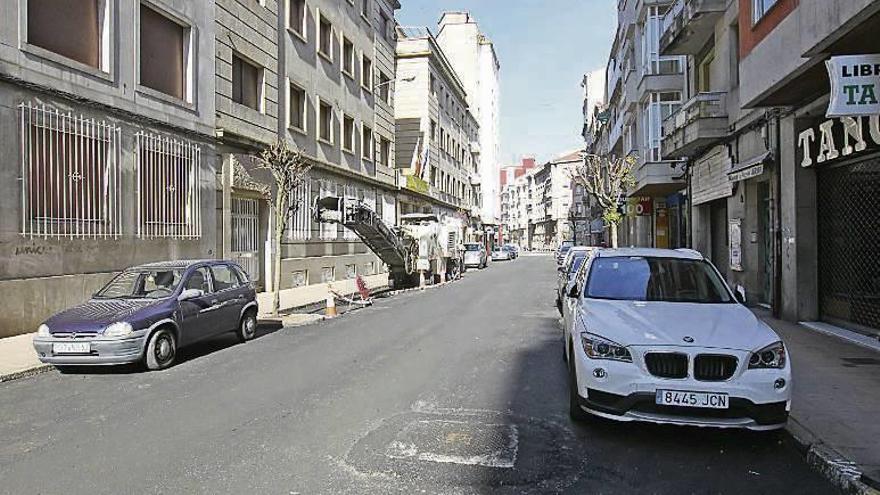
[{"x1": 325, "y1": 293, "x2": 337, "y2": 318}]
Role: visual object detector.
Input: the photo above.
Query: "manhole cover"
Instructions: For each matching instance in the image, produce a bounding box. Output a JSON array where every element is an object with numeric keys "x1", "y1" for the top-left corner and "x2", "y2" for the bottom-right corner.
[
  {"x1": 345, "y1": 409, "x2": 587, "y2": 492},
  {"x1": 385, "y1": 419, "x2": 518, "y2": 468}
]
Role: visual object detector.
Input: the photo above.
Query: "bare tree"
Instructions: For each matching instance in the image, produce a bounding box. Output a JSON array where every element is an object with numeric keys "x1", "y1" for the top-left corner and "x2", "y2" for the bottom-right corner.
[
  {"x1": 256, "y1": 141, "x2": 312, "y2": 317},
  {"x1": 571, "y1": 153, "x2": 636, "y2": 248}
]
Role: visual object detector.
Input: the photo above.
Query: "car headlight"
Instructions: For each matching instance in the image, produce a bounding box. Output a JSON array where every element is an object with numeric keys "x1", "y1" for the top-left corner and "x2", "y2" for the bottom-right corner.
[
  {"x1": 103, "y1": 321, "x2": 134, "y2": 338},
  {"x1": 37, "y1": 324, "x2": 50, "y2": 337},
  {"x1": 748, "y1": 341, "x2": 786, "y2": 369},
  {"x1": 581, "y1": 333, "x2": 632, "y2": 362}
]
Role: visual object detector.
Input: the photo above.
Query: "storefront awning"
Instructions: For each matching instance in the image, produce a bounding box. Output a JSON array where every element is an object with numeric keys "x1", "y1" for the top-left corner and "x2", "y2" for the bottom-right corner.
[{"x1": 728, "y1": 151, "x2": 772, "y2": 182}]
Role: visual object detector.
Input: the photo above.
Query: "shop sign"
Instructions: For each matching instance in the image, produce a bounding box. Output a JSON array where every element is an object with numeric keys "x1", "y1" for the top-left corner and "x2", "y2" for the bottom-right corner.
[
  {"x1": 405, "y1": 174, "x2": 429, "y2": 194},
  {"x1": 728, "y1": 163, "x2": 763, "y2": 182},
  {"x1": 797, "y1": 115, "x2": 880, "y2": 167},
  {"x1": 729, "y1": 218, "x2": 743, "y2": 272},
  {"x1": 826, "y1": 55, "x2": 880, "y2": 117},
  {"x1": 635, "y1": 197, "x2": 653, "y2": 216}
]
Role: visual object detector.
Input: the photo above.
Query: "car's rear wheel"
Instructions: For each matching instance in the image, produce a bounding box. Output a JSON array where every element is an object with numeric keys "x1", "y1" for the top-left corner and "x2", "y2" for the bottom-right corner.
[
  {"x1": 568, "y1": 342, "x2": 590, "y2": 422},
  {"x1": 237, "y1": 310, "x2": 257, "y2": 343},
  {"x1": 144, "y1": 327, "x2": 176, "y2": 371}
]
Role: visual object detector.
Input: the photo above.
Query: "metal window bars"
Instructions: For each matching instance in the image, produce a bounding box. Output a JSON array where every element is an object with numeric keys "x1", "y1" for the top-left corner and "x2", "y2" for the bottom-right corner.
[
  {"x1": 287, "y1": 177, "x2": 312, "y2": 241},
  {"x1": 135, "y1": 131, "x2": 202, "y2": 239},
  {"x1": 231, "y1": 197, "x2": 260, "y2": 281},
  {"x1": 19, "y1": 102, "x2": 122, "y2": 239}
]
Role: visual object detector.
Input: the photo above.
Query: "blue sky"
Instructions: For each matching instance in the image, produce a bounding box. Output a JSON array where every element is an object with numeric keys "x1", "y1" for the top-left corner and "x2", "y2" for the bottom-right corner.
[{"x1": 397, "y1": 0, "x2": 616, "y2": 165}]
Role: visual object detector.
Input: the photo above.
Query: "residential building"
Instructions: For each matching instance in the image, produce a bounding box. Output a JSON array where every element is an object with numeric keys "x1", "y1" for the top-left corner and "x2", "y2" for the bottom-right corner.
[
  {"x1": 499, "y1": 157, "x2": 536, "y2": 246},
  {"x1": 0, "y1": 0, "x2": 217, "y2": 338},
  {"x1": 394, "y1": 26, "x2": 480, "y2": 236},
  {"x1": 600, "y1": 0, "x2": 688, "y2": 249},
  {"x1": 216, "y1": 0, "x2": 402, "y2": 295},
  {"x1": 436, "y1": 12, "x2": 501, "y2": 227}
]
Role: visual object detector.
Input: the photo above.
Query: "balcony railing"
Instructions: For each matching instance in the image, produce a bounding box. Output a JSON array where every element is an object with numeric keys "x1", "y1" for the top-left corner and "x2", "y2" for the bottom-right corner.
[
  {"x1": 660, "y1": 0, "x2": 727, "y2": 56},
  {"x1": 661, "y1": 92, "x2": 729, "y2": 158}
]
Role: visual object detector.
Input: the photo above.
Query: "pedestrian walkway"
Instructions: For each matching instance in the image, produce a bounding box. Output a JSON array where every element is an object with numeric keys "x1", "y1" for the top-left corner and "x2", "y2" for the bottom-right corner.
[
  {"x1": 0, "y1": 333, "x2": 46, "y2": 382},
  {"x1": 754, "y1": 308, "x2": 880, "y2": 490}
]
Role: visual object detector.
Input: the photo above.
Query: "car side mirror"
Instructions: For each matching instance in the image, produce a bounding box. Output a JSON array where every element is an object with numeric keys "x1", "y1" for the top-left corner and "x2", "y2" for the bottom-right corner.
[
  {"x1": 178, "y1": 288, "x2": 204, "y2": 302},
  {"x1": 735, "y1": 285, "x2": 747, "y2": 304},
  {"x1": 566, "y1": 281, "x2": 579, "y2": 299}
]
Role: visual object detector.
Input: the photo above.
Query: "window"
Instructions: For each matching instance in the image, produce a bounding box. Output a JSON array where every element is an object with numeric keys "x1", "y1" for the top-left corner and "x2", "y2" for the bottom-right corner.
[
  {"x1": 345, "y1": 264, "x2": 357, "y2": 279},
  {"x1": 287, "y1": 178, "x2": 312, "y2": 240},
  {"x1": 430, "y1": 73, "x2": 436, "y2": 95},
  {"x1": 182, "y1": 267, "x2": 211, "y2": 293},
  {"x1": 19, "y1": 102, "x2": 121, "y2": 238},
  {"x1": 319, "y1": 100, "x2": 333, "y2": 143},
  {"x1": 210, "y1": 265, "x2": 242, "y2": 291},
  {"x1": 26, "y1": 0, "x2": 105, "y2": 70},
  {"x1": 753, "y1": 0, "x2": 779, "y2": 23},
  {"x1": 379, "y1": 137, "x2": 391, "y2": 166},
  {"x1": 361, "y1": 54, "x2": 373, "y2": 89},
  {"x1": 378, "y1": 71, "x2": 390, "y2": 103},
  {"x1": 289, "y1": 83, "x2": 306, "y2": 131},
  {"x1": 342, "y1": 37, "x2": 355, "y2": 76},
  {"x1": 362, "y1": 124, "x2": 373, "y2": 160},
  {"x1": 232, "y1": 53, "x2": 262, "y2": 111},
  {"x1": 139, "y1": 5, "x2": 187, "y2": 100},
  {"x1": 318, "y1": 13, "x2": 333, "y2": 60},
  {"x1": 292, "y1": 270, "x2": 308, "y2": 287},
  {"x1": 136, "y1": 131, "x2": 202, "y2": 239},
  {"x1": 343, "y1": 115, "x2": 355, "y2": 152},
  {"x1": 430, "y1": 120, "x2": 437, "y2": 142},
  {"x1": 380, "y1": 12, "x2": 392, "y2": 41},
  {"x1": 288, "y1": 0, "x2": 306, "y2": 36},
  {"x1": 361, "y1": 0, "x2": 370, "y2": 18},
  {"x1": 321, "y1": 266, "x2": 335, "y2": 282}
]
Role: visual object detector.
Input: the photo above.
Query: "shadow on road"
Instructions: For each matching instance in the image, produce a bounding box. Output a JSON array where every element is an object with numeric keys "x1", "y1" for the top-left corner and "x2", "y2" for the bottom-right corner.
[{"x1": 56, "y1": 321, "x2": 284, "y2": 375}]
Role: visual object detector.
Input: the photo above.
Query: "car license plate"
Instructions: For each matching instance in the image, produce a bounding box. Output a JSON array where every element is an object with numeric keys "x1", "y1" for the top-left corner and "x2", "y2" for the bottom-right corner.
[
  {"x1": 655, "y1": 390, "x2": 729, "y2": 409},
  {"x1": 53, "y1": 342, "x2": 91, "y2": 354}
]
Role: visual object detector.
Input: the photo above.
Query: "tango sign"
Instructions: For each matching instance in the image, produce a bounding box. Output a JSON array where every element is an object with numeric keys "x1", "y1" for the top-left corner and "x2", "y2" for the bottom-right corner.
[
  {"x1": 797, "y1": 115, "x2": 880, "y2": 167},
  {"x1": 826, "y1": 55, "x2": 880, "y2": 117}
]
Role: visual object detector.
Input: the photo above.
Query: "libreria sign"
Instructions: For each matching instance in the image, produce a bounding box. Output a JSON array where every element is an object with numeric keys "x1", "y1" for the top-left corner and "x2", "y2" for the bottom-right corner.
[{"x1": 826, "y1": 54, "x2": 880, "y2": 117}]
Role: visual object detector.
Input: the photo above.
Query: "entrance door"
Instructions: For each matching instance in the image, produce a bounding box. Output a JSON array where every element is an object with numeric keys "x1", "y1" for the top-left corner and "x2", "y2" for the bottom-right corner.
[
  {"x1": 757, "y1": 182, "x2": 773, "y2": 306},
  {"x1": 231, "y1": 197, "x2": 260, "y2": 283},
  {"x1": 709, "y1": 200, "x2": 729, "y2": 272},
  {"x1": 817, "y1": 156, "x2": 880, "y2": 335}
]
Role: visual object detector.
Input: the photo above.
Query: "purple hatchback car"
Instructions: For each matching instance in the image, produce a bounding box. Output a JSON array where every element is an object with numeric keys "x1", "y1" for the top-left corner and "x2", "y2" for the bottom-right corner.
[{"x1": 33, "y1": 260, "x2": 258, "y2": 370}]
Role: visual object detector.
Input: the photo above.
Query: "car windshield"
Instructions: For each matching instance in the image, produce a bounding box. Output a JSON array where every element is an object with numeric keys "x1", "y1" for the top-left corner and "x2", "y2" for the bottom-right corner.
[
  {"x1": 464, "y1": 244, "x2": 481, "y2": 251},
  {"x1": 95, "y1": 269, "x2": 185, "y2": 299},
  {"x1": 568, "y1": 254, "x2": 587, "y2": 275},
  {"x1": 585, "y1": 257, "x2": 734, "y2": 303}
]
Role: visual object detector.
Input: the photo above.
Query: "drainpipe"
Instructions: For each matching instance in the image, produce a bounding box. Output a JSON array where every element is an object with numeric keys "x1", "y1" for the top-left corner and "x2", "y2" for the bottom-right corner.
[
  {"x1": 277, "y1": 5, "x2": 286, "y2": 138},
  {"x1": 772, "y1": 113, "x2": 783, "y2": 319}
]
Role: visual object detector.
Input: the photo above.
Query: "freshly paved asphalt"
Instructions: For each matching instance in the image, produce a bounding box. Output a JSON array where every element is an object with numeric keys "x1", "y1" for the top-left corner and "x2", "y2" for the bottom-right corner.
[{"x1": 0, "y1": 256, "x2": 838, "y2": 494}]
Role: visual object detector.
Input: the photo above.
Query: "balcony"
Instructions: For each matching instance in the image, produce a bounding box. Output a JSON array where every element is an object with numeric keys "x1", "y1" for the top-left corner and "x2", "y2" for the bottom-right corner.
[
  {"x1": 661, "y1": 92, "x2": 728, "y2": 159},
  {"x1": 631, "y1": 160, "x2": 687, "y2": 196},
  {"x1": 660, "y1": 0, "x2": 727, "y2": 56}
]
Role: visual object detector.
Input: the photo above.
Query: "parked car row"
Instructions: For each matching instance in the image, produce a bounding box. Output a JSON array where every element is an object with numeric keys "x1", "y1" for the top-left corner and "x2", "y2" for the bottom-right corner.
[
  {"x1": 556, "y1": 246, "x2": 792, "y2": 431},
  {"x1": 33, "y1": 260, "x2": 258, "y2": 371}
]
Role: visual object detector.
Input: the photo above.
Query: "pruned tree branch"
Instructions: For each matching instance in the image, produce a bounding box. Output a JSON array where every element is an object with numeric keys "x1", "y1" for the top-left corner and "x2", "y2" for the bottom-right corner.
[{"x1": 569, "y1": 153, "x2": 637, "y2": 247}]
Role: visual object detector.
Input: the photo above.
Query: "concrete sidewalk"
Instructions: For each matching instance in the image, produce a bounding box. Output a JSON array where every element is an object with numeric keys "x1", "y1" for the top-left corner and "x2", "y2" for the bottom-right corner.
[
  {"x1": 754, "y1": 308, "x2": 880, "y2": 493},
  {"x1": 0, "y1": 273, "x2": 388, "y2": 381}
]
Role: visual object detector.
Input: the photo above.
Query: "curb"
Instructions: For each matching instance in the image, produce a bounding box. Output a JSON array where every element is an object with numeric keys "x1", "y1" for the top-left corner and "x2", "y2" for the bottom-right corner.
[
  {"x1": 0, "y1": 364, "x2": 53, "y2": 384},
  {"x1": 786, "y1": 416, "x2": 880, "y2": 495}
]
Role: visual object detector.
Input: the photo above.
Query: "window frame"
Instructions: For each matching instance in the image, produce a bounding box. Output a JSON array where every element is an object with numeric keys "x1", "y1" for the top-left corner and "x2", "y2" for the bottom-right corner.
[
  {"x1": 361, "y1": 123, "x2": 374, "y2": 161},
  {"x1": 287, "y1": 81, "x2": 307, "y2": 134},
  {"x1": 231, "y1": 51, "x2": 265, "y2": 113},
  {"x1": 136, "y1": 2, "x2": 195, "y2": 106},
  {"x1": 342, "y1": 114, "x2": 356, "y2": 154},
  {"x1": 317, "y1": 98, "x2": 334, "y2": 144},
  {"x1": 317, "y1": 9, "x2": 334, "y2": 62},
  {"x1": 752, "y1": 0, "x2": 780, "y2": 25},
  {"x1": 287, "y1": 0, "x2": 307, "y2": 40},
  {"x1": 361, "y1": 53, "x2": 373, "y2": 91},
  {"x1": 342, "y1": 36, "x2": 355, "y2": 78}
]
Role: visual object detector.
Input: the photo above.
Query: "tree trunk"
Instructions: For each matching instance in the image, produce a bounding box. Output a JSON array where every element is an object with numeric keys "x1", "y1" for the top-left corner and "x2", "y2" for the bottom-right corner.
[
  {"x1": 610, "y1": 221, "x2": 619, "y2": 249},
  {"x1": 271, "y1": 194, "x2": 286, "y2": 317}
]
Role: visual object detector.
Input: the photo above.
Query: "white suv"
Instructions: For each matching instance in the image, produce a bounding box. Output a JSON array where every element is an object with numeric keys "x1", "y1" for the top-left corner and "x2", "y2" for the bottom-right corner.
[{"x1": 562, "y1": 248, "x2": 791, "y2": 430}]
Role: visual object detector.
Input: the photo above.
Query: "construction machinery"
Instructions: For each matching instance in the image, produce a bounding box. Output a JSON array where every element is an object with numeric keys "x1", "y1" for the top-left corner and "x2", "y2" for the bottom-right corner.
[{"x1": 314, "y1": 197, "x2": 466, "y2": 289}]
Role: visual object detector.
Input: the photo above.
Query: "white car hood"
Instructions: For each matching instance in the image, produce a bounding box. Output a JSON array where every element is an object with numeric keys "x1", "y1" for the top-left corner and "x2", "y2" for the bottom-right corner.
[{"x1": 579, "y1": 299, "x2": 779, "y2": 351}]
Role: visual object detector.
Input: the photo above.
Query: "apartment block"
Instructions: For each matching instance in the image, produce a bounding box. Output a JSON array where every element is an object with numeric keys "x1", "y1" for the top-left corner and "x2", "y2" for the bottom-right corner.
[
  {"x1": 597, "y1": 0, "x2": 688, "y2": 249},
  {"x1": 0, "y1": 0, "x2": 217, "y2": 338},
  {"x1": 656, "y1": 0, "x2": 880, "y2": 336},
  {"x1": 394, "y1": 26, "x2": 481, "y2": 236},
  {"x1": 435, "y1": 12, "x2": 501, "y2": 227}
]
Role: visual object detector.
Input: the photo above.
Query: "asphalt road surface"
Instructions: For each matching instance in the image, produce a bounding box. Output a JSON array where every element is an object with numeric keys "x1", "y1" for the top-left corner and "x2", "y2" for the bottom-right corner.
[{"x1": 0, "y1": 255, "x2": 839, "y2": 494}]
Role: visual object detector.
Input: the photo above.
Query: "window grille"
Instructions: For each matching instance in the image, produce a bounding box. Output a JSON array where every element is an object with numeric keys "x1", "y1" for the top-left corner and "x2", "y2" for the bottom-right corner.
[
  {"x1": 319, "y1": 179, "x2": 338, "y2": 240},
  {"x1": 19, "y1": 102, "x2": 121, "y2": 238},
  {"x1": 343, "y1": 184, "x2": 358, "y2": 240},
  {"x1": 287, "y1": 176, "x2": 312, "y2": 240},
  {"x1": 135, "y1": 131, "x2": 202, "y2": 238},
  {"x1": 231, "y1": 197, "x2": 260, "y2": 281}
]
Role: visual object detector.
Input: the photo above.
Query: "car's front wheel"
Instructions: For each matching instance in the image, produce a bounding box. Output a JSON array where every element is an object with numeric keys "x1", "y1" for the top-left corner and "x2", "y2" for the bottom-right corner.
[
  {"x1": 144, "y1": 327, "x2": 177, "y2": 371},
  {"x1": 568, "y1": 342, "x2": 590, "y2": 422},
  {"x1": 237, "y1": 310, "x2": 257, "y2": 342}
]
